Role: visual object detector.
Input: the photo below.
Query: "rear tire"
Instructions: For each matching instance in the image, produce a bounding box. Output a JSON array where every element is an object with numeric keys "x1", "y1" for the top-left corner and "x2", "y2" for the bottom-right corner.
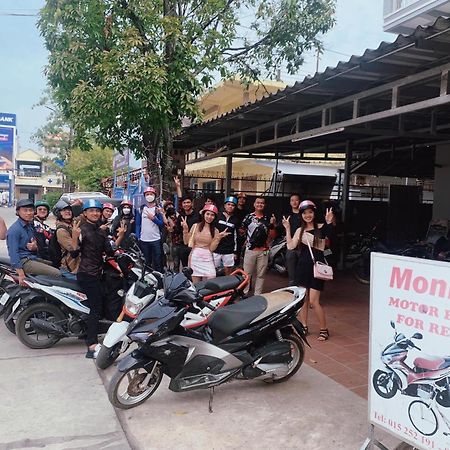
[
  {"x1": 108, "y1": 362, "x2": 163, "y2": 409},
  {"x1": 352, "y1": 255, "x2": 370, "y2": 284},
  {"x1": 264, "y1": 332, "x2": 305, "y2": 384},
  {"x1": 15, "y1": 302, "x2": 65, "y2": 349},
  {"x1": 96, "y1": 343, "x2": 122, "y2": 370}
]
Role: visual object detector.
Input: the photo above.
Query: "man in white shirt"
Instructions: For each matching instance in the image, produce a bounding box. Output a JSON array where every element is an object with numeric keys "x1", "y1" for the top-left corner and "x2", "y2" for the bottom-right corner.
[{"x1": 135, "y1": 187, "x2": 164, "y2": 272}]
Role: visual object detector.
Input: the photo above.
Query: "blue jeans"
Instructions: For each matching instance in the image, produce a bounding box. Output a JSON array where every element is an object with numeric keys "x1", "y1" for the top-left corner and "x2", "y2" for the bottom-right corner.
[{"x1": 139, "y1": 239, "x2": 163, "y2": 272}]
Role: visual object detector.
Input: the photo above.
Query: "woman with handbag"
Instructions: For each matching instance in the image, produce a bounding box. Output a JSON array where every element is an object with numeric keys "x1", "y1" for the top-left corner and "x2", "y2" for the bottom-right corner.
[
  {"x1": 282, "y1": 200, "x2": 335, "y2": 341},
  {"x1": 181, "y1": 204, "x2": 230, "y2": 283}
]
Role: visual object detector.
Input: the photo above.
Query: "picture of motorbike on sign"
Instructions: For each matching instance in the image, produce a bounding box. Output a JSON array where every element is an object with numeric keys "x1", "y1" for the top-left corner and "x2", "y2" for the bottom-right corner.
[{"x1": 373, "y1": 321, "x2": 450, "y2": 438}]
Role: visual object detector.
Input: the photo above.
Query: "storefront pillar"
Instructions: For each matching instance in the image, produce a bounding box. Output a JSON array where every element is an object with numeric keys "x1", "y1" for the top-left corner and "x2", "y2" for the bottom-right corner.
[
  {"x1": 339, "y1": 140, "x2": 353, "y2": 270},
  {"x1": 433, "y1": 144, "x2": 450, "y2": 221},
  {"x1": 225, "y1": 154, "x2": 232, "y2": 196}
]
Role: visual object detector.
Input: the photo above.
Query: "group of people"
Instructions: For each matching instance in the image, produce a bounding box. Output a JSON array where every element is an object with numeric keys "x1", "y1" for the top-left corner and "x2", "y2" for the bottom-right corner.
[{"x1": 4, "y1": 185, "x2": 335, "y2": 358}]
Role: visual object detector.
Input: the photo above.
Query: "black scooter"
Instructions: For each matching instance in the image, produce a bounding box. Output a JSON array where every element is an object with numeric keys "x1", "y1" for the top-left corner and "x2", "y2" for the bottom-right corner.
[{"x1": 107, "y1": 271, "x2": 308, "y2": 409}]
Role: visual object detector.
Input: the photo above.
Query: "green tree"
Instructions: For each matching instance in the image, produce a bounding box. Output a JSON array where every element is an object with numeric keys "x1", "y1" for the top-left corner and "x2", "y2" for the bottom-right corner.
[
  {"x1": 38, "y1": 0, "x2": 335, "y2": 192},
  {"x1": 64, "y1": 144, "x2": 114, "y2": 191}
]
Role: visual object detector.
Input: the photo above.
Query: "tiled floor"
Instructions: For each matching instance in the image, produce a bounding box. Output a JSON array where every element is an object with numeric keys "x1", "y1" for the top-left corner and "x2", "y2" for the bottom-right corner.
[{"x1": 264, "y1": 270, "x2": 371, "y2": 399}]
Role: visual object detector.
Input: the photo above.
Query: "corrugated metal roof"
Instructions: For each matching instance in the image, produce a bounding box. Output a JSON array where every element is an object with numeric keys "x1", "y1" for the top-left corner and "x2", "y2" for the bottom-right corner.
[{"x1": 175, "y1": 16, "x2": 450, "y2": 150}]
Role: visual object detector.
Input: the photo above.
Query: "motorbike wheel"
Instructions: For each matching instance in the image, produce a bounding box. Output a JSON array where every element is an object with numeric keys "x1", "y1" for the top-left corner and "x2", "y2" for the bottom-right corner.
[
  {"x1": 96, "y1": 343, "x2": 122, "y2": 370},
  {"x1": 408, "y1": 400, "x2": 438, "y2": 436},
  {"x1": 352, "y1": 256, "x2": 370, "y2": 285},
  {"x1": 108, "y1": 361, "x2": 163, "y2": 409},
  {"x1": 372, "y1": 369, "x2": 398, "y2": 399},
  {"x1": 273, "y1": 254, "x2": 287, "y2": 276},
  {"x1": 264, "y1": 332, "x2": 305, "y2": 384},
  {"x1": 15, "y1": 302, "x2": 65, "y2": 349}
]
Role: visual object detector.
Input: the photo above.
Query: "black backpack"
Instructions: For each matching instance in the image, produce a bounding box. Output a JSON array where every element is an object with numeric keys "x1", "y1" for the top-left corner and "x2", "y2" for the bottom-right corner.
[{"x1": 47, "y1": 224, "x2": 70, "y2": 268}]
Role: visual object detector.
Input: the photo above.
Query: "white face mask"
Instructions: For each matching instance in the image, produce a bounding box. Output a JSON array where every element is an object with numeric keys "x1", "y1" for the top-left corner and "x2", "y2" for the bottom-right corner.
[
  {"x1": 122, "y1": 208, "x2": 131, "y2": 215},
  {"x1": 145, "y1": 194, "x2": 155, "y2": 203}
]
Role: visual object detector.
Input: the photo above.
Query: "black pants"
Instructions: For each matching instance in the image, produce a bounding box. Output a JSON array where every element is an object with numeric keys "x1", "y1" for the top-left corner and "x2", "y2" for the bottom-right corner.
[
  {"x1": 77, "y1": 272, "x2": 105, "y2": 347},
  {"x1": 286, "y1": 249, "x2": 300, "y2": 286},
  {"x1": 172, "y1": 244, "x2": 191, "y2": 271}
]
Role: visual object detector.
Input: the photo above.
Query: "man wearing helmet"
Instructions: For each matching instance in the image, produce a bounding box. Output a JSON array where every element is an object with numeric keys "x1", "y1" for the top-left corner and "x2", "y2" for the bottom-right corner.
[
  {"x1": 76, "y1": 199, "x2": 125, "y2": 358},
  {"x1": 7, "y1": 199, "x2": 61, "y2": 285},
  {"x1": 213, "y1": 196, "x2": 240, "y2": 275},
  {"x1": 135, "y1": 187, "x2": 164, "y2": 272},
  {"x1": 53, "y1": 200, "x2": 81, "y2": 275},
  {"x1": 33, "y1": 200, "x2": 54, "y2": 261}
]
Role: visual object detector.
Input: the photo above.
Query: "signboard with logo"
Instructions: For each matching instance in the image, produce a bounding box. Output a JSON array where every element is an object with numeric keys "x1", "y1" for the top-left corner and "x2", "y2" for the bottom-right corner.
[
  {"x1": 0, "y1": 124, "x2": 14, "y2": 170},
  {"x1": 0, "y1": 113, "x2": 16, "y2": 127},
  {"x1": 113, "y1": 149, "x2": 130, "y2": 171},
  {"x1": 369, "y1": 253, "x2": 450, "y2": 450}
]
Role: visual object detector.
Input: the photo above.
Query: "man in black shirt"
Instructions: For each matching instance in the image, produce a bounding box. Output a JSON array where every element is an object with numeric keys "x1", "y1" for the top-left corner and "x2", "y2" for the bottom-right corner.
[
  {"x1": 285, "y1": 193, "x2": 301, "y2": 285},
  {"x1": 172, "y1": 195, "x2": 200, "y2": 271},
  {"x1": 213, "y1": 196, "x2": 240, "y2": 275}
]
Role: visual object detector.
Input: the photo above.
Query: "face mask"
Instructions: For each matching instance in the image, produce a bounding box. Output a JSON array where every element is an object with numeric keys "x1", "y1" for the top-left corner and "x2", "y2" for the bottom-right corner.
[
  {"x1": 122, "y1": 208, "x2": 131, "y2": 215},
  {"x1": 145, "y1": 194, "x2": 155, "y2": 203}
]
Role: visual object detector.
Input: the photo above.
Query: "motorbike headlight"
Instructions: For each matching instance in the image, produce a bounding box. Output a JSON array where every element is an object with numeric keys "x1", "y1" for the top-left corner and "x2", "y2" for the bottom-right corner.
[{"x1": 125, "y1": 300, "x2": 144, "y2": 316}]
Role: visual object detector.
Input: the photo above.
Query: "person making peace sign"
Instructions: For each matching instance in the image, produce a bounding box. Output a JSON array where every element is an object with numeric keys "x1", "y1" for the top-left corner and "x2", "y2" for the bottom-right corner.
[
  {"x1": 282, "y1": 200, "x2": 335, "y2": 341},
  {"x1": 182, "y1": 204, "x2": 230, "y2": 283}
]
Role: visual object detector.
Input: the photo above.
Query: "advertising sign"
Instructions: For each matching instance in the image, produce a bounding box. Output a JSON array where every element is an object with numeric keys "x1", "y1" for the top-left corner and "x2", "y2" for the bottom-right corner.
[
  {"x1": 0, "y1": 126, "x2": 14, "y2": 170},
  {"x1": 0, "y1": 113, "x2": 16, "y2": 127},
  {"x1": 113, "y1": 149, "x2": 130, "y2": 171},
  {"x1": 369, "y1": 253, "x2": 450, "y2": 450}
]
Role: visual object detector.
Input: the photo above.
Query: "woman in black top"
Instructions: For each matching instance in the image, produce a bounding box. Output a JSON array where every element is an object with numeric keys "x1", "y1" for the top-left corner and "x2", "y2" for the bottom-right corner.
[
  {"x1": 283, "y1": 200, "x2": 335, "y2": 341},
  {"x1": 111, "y1": 200, "x2": 135, "y2": 249}
]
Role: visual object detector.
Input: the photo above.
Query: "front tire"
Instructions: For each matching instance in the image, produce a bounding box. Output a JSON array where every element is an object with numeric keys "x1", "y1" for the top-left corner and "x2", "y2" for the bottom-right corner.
[
  {"x1": 108, "y1": 361, "x2": 163, "y2": 409},
  {"x1": 96, "y1": 343, "x2": 122, "y2": 370},
  {"x1": 372, "y1": 369, "x2": 398, "y2": 399},
  {"x1": 352, "y1": 255, "x2": 371, "y2": 284},
  {"x1": 264, "y1": 332, "x2": 305, "y2": 384},
  {"x1": 15, "y1": 302, "x2": 65, "y2": 349}
]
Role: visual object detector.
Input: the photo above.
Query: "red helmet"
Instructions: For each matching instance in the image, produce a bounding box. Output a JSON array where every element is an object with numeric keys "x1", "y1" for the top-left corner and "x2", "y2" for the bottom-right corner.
[
  {"x1": 299, "y1": 200, "x2": 316, "y2": 212},
  {"x1": 144, "y1": 187, "x2": 157, "y2": 195},
  {"x1": 102, "y1": 202, "x2": 115, "y2": 211},
  {"x1": 121, "y1": 200, "x2": 133, "y2": 207},
  {"x1": 201, "y1": 204, "x2": 218, "y2": 215}
]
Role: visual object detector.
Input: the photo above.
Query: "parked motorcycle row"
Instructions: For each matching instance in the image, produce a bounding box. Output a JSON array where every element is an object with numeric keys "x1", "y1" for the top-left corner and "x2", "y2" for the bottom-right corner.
[{"x1": 0, "y1": 234, "x2": 309, "y2": 410}]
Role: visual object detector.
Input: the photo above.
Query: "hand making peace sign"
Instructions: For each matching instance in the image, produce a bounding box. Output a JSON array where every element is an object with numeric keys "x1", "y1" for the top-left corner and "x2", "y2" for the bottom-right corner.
[
  {"x1": 218, "y1": 227, "x2": 231, "y2": 239},
  {"x1": 325, "y1": 207, "x2": 334, "y2": 225},
  {"x1": 282, "y1": 215, "x2": 291, "y2": 230},
  {"x1": 181, "y1": 216, "x2": 189, "y2": 232}
]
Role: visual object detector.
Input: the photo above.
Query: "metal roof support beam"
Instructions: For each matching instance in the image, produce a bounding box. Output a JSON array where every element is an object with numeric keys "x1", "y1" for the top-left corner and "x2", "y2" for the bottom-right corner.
[
  {"x1": 182, "y1": 62, "x2": 450, "y2": 156},
  {"x1": 339, "y1": 140, "x2": 353, "y2": 270},
  {"x1": 441, "y1": 70, "x2": 448, "y2": 96}
]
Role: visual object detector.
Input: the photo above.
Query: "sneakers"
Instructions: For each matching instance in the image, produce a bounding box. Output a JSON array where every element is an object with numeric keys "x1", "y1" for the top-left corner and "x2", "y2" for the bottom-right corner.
[{"x1": 85, "y1": 344, "x2": 101, "y2": 359}]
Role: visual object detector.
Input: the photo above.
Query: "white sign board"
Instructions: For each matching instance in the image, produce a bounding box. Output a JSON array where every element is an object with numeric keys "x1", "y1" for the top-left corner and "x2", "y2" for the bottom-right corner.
[{"x1": 369, "y1": 253, "x2": 450, "y2": 450}]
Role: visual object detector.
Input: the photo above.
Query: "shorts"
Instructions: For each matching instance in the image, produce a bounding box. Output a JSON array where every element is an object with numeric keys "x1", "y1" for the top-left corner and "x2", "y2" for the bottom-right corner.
[{"x1": 213, "y1": 253, "x2": 235, "y2": 268}]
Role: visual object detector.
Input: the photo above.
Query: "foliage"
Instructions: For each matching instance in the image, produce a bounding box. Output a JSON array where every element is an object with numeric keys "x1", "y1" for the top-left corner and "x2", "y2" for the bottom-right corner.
[
  {"x1": 38, "y1": 0, "x2": 335, "y2": 191},
  {"x1": 43, "y1": 191, "x2": 62, "y2": 209},
  {"x1": 63, "y1": 144, "x2": 114, "y2": 191}
]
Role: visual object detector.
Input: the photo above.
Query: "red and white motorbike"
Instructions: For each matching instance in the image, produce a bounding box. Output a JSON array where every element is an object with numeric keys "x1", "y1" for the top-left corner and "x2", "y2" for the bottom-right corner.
[{"x1": 373, "y1": 321, "x2": 450, "y2": 406}]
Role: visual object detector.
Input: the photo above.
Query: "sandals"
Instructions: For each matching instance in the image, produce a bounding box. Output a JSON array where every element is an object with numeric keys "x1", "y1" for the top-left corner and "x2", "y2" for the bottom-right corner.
[{"x1": 317, "y1": 329, "x2": 329, "y2": 341}]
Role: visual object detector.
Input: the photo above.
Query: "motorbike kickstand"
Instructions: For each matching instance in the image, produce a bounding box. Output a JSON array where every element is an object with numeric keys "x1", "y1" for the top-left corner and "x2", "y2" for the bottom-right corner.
[{"x1": 208, "y1": 387, "x2": 215, "y2": 413}]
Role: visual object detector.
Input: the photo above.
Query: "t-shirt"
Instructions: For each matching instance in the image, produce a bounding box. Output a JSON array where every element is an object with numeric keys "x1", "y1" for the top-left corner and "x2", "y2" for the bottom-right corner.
[
  {"x1": 289, "y1": 212, "x2": 302, "y2": 236},
  {"x1": 242, "y1": 213, "x2": 272, "y2": 251},
  {"x1": 140, "y1": 206, "x2": 161, "y2": 242},
  {"x1": 215, "y1": 212, "x2": 239, "y2": 255}
]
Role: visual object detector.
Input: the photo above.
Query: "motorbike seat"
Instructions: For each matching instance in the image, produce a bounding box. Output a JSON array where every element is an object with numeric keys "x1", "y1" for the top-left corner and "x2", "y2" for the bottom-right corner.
[
  {"x1": 0, "y1": 256, "x2": 11, "y2": 265},
  {"x1": 208, "y1": 295, "x2": 268, "y2": 340},
  {"x1": 249, "y1": 290, "x2": 296, "y2": 323},
  {"x1": 204, "y1": 275, "x2": 242, "y2": 293},
  {"x1": 33, "y1": 275, "x2": 82, "y2": 291},
  {"x1": 414, "y1": 355, "x2": 450, "y2": 371}
]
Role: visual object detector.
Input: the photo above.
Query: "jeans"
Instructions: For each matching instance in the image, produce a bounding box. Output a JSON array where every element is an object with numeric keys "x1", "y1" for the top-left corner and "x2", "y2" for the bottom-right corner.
[
  {"x1": 171, "y1": 244, "x2": 191, "y2": 272},
  {"x1": 139, "y1": 239, "x2": 163, "y2": 272},
  {"x1": 21, "y1": 258, "x2": 61, "y2": 277}
]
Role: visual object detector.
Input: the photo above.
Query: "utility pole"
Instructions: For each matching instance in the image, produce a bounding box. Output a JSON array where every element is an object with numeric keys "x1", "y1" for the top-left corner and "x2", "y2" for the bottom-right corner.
[{"x1": 315, "y1": 47, "x2": 321, "y2": 73}]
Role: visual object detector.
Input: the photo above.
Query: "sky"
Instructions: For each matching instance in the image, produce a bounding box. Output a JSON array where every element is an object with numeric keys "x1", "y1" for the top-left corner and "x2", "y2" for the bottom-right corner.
[{"x1": 0, "y1": 0, "x2": 393, "y2": 151}]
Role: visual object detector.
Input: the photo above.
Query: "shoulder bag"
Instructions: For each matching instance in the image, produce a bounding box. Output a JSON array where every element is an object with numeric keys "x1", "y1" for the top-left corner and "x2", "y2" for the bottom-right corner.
[{"x1": 306, "y1": 236, "x2": 333, "y2": 281}]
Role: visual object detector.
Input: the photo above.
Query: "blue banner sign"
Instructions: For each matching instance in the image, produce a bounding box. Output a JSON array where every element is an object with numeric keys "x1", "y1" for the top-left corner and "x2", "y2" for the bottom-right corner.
[
  {"x1": 0, "y1": 127, "x2": 14, "y2": 170},
  {"x1": 0, "y1": 113, "x2": 16, "y2": 127}
]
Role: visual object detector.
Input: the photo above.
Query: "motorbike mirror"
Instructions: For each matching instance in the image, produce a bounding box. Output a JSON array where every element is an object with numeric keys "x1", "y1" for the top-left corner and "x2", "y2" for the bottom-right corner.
[
  {"x1": 182, "y1": 267, "x2": 193, "y2": 281},
  {"x1": 390, "y1": 320, "x2": 395, "y2": 329},
  {"x1": 412, "y1": 332, "x2": 423, "y2": 340}
]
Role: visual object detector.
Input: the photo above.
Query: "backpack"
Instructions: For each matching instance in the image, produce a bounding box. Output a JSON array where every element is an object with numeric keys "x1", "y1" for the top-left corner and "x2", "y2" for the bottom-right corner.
[{"x1": 47, "y1": 224, "x2": 70, "y2": 268}]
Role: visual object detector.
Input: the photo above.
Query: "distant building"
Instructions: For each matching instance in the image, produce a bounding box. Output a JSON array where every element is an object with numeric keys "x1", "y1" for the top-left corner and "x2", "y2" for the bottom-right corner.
[
  {"x1": 15, "y1": 149, "x2": 63, "y2": 202},
  {"x1": 384, "y1": 0, "x2": 450, "y2": 33}
]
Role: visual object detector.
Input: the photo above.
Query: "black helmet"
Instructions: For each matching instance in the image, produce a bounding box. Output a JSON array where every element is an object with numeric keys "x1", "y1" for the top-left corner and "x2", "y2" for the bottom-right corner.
[
  {"x1": 16, "y1": 198, "x2": 34, "y2": 210},
  {"x1": 53, "y1": 199, "x2": 73, "y2": 220}
]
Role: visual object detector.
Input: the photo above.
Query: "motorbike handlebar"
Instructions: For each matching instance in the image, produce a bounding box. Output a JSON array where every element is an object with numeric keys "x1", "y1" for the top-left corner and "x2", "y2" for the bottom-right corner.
[{"x1": 407, "y1": 339, "x2": 421, "y2": 351}]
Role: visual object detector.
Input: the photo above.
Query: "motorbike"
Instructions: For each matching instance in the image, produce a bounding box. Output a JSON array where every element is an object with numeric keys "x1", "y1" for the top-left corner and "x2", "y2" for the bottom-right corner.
[
  {"x1": 372, "y1": 321, "x2": 450, "y2": 408},
  {"x1": 107, "y1": 270, "x2": 308, "y2": 410},
  {"x1": 268, "y1": 235, "x2": 287, "y2": 275},
  {"x1": 96, "y1": 266, "x2": 250, "y2": 369},
  {"x1": 11, "y1": 251, "x2": 137, "y2": 349}
]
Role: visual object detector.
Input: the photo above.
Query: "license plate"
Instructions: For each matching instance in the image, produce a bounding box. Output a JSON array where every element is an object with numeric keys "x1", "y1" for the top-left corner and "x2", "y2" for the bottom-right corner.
[{"x1": 0, "y1": 292, "x2": 9, "y2": 306}]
